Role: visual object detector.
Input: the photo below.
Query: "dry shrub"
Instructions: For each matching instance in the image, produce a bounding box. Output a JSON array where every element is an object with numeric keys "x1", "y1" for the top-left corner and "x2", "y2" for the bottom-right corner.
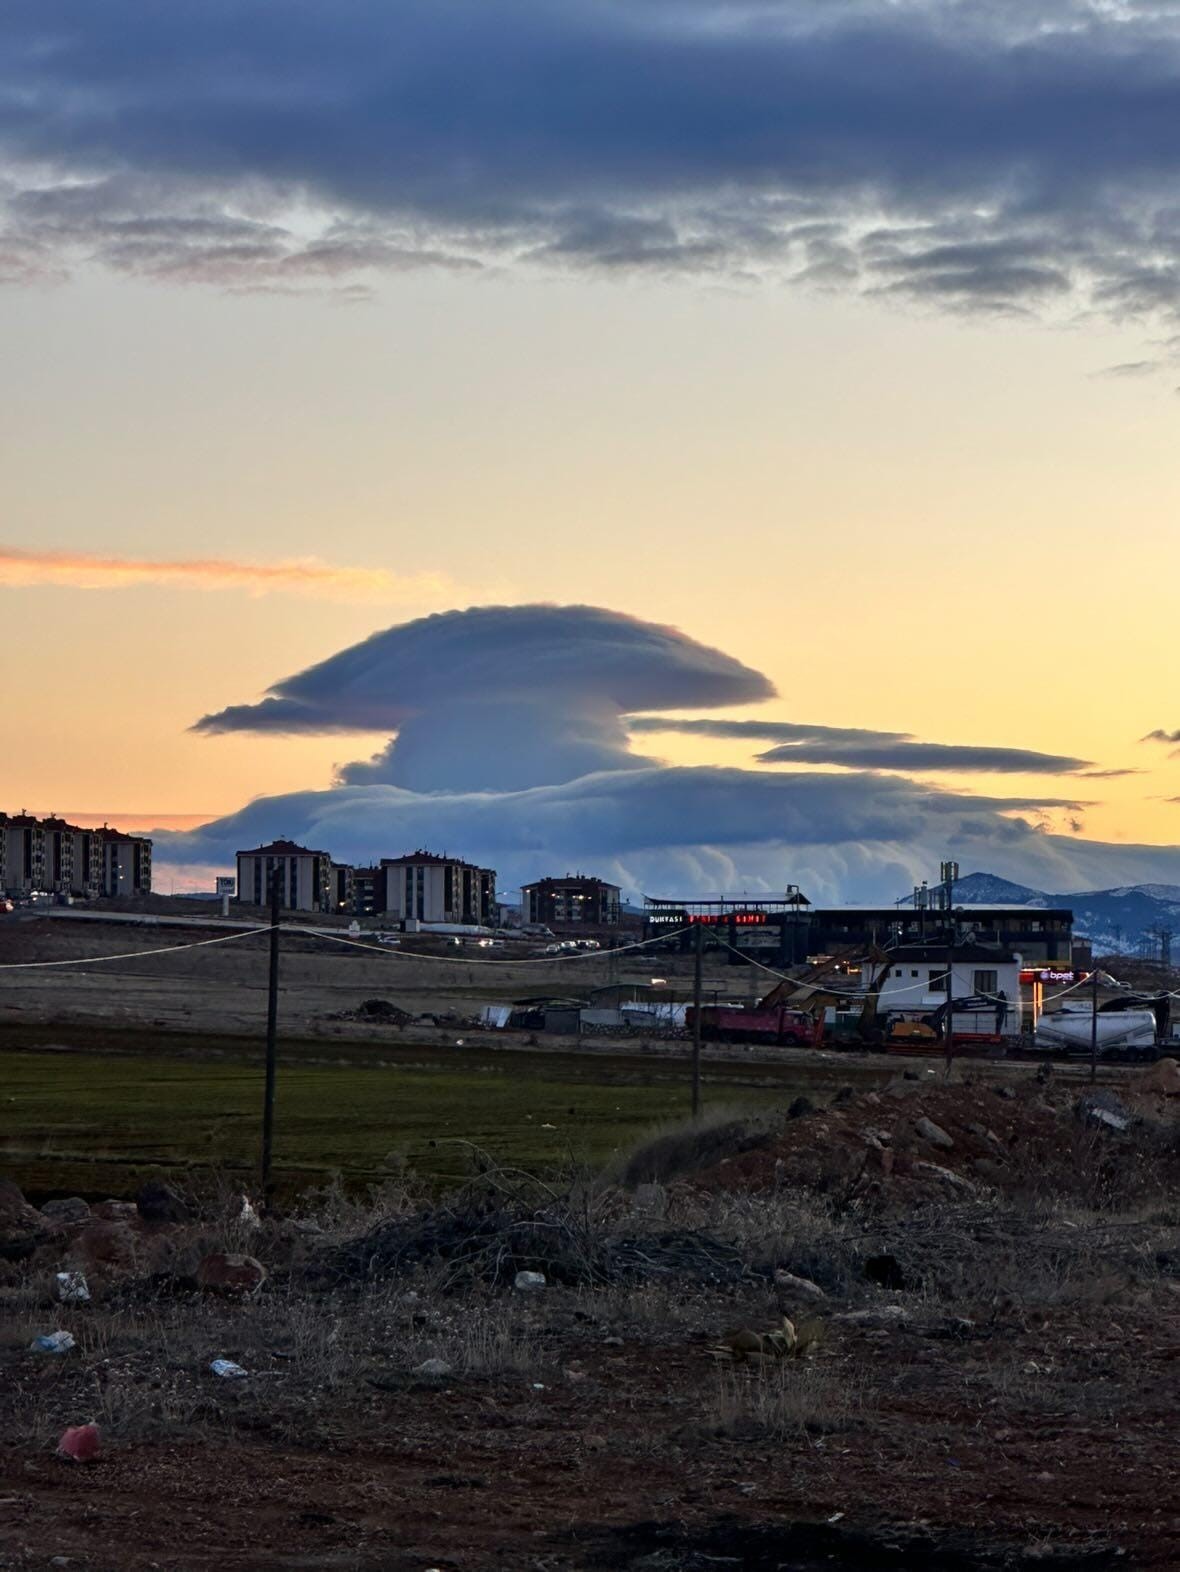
[
  {"x1": 707, "y1": 1360, "x2": 854, "y2": 1439},
  {"x1": 613, "y1": 1108, "x2": 773, "y2": 1189}
]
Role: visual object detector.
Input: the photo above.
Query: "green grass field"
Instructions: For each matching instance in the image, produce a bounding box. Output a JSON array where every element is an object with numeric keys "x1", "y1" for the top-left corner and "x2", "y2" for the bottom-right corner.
[{"x1": 0, "y1": 1029, "x2": 871, "y2": 1199}]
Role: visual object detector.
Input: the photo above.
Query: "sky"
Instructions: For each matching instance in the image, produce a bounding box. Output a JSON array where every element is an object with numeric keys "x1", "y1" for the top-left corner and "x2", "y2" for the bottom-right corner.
[{"x1": 4, "y1": 1, "x2": 1180, "y2": 899}]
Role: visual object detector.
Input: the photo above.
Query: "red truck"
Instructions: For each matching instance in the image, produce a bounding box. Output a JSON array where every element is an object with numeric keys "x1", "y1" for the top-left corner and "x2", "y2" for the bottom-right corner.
[{"x1": 687, "y1": 1003, "x2": 824, "y2": 1046}]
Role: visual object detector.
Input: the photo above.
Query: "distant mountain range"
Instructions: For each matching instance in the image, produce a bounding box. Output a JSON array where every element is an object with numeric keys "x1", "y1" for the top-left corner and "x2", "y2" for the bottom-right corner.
[{"x1": 940, "y1": 871, "x2": 1180, "y2": 957}]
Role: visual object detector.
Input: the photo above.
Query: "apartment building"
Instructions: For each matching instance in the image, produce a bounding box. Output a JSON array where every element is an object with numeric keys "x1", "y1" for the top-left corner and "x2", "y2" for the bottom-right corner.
[
  {"x1": 378, "y1": 851, "x2": 496, "y2": 927},
  {"x1": 0, "y1": 813, "x2": 148, "y2": 899},
  {"x1": 236, "y1": 839, "x2": 333, "y2": 912},
  {"x1": 522, "y1": 875, "x2": 622, "y2": 931}
]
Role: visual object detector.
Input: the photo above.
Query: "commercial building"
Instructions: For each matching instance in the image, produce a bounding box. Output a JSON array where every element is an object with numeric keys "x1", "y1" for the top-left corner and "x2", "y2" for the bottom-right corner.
[
  {"x1": 1, "y1": 812, "x2": 151, "y2": 899},
  {"x1": 377, "y1": 851, "x2": 496, "y2": 927},
  {"x1": 521, "y1": 875, "x2": 621, "y2": 931},
  {"x1": 644, "y1": 893, "x2": 1074, "y2": 967},
  {"x1": 236, "y1": 839, "x2": 332, "y2": 912}
]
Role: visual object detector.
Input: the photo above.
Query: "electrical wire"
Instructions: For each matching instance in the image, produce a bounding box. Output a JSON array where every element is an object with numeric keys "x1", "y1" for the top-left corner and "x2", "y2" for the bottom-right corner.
[
  {"x1": 0, "y1": 925, "x2": 272, "y2": 970},
  {"x1": 299, "y1": 922, "x2": 697, "y2": 965}
]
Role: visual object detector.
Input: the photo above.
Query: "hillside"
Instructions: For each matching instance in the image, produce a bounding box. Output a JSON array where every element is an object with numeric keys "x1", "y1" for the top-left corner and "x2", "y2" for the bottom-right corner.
[{"x1": 944, "y1": 871, "x2": 1180, "y2": 955}]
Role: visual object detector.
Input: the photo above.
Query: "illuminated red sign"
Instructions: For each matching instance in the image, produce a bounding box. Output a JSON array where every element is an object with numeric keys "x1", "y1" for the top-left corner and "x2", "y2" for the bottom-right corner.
[{"x1": 687, "y1": 912, "x2": 767, "y2": 926}]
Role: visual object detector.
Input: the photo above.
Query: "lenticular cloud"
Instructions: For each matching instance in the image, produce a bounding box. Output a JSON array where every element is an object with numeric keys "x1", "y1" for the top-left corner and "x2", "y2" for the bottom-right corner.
[
  {"x1": 165, "y1": 601, "x2": 1180, "y2": 901},
  {"x1": 192, "y1": 603, "x2": 774, "y2": 792}
]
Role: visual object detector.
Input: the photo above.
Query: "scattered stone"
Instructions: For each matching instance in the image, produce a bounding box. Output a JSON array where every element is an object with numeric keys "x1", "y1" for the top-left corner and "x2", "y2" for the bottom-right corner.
[
  {"x1": 992, "y1": 1085, "x2": 1017, "y2": 1100},
  {"x1": 864, "y1": 1253, "x2": 908, "y2": 1291},
  {"x1": 514, "y1": 1270, "x2": 546, "y2": 1291},
  {"x1": 774, "y1": 1270, "x2": 826, "y2": 1301},
  {"x1": 73, "y1": 1221, "x2": 138, "y2": 1274},
  {"x1": 834, "y1": 1305, "x2": 911, "y2": 1328},
  {"x1": 92, "y1": 1200, "x2": 138, "y2": 1223},
  {"x1": 1142, "y1": 1057, "x2": 1180, "y2": 1096},
  {"x1": 787, "y1": 1096, "x2": 816, "y2": 1119},
  {"x1": 415, "y1": 1357, "x2": 453, "y2": 1378},
  {"x1": 632, "y1": 1182, "x2": 667, "y2": 1214},
  {"x1": 136, "y1": 1180, "x2": 191, "y2": 1225},
  {"x1": 912, "y1": 1161, "x2": 975, "y2": 1193},
  {"x1": 0, "y1": 1178, "x2": 56, "y2": 1262},
  {"x1": 40, "y1": 1198, "x2": 91, "y2": 1225},
  {"x1": 196, "y1": 1252, "x2": 267, "y2": 1295},
  {"x1": 832, "y1": 1086, "x2": 856, "y2": 1106},
  {"x1": 914, "y1": 1117, "x2": 954, "y2": 1150}
]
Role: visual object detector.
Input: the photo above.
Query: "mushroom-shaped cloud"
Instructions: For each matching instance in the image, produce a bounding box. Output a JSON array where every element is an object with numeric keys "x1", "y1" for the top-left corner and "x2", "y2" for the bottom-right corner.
[{"x1": 192, "y1": 603, "x2": 775, "y2": 792}]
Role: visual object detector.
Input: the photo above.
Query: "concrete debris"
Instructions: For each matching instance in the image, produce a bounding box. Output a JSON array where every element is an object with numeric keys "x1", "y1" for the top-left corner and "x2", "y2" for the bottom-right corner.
[{"x1": 1077, "y1": 1092, "x2": 1132, "y2": 1133}]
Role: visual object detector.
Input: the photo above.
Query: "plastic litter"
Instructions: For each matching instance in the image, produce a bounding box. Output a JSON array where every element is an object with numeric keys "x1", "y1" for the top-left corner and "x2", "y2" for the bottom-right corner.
[
  {"x1": 238, "y1": 1196, "x2": 261, "y2": 1228},
  {"x1": 57, "y1": 1423, "x2": 100, "y2": 1463},
  {"x1": 55, "y1": 1271, "x2": 90, "y2": 1303},
  {"x1": 415, "y1": 1357, "x2": 452, "y2": 1377},
  {"x1": 514, "y1": 1270, "x2": 546, "y2": 1291},
  {"x1": 209, "y1": 1358, "x2": 249, "y2": 1379},
  {"x1": 31, "y1": 1331, "x2": 76, "y2": 1355}
]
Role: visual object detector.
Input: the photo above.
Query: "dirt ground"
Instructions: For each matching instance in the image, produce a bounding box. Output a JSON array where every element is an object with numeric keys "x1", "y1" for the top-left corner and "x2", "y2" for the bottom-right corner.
[
  {"x1": 0, "y1": 913, "x2": 753, "y2": 1041},
  {"x1": 3, "y1": 1072, "x2": 1179, "y2": 1570}
]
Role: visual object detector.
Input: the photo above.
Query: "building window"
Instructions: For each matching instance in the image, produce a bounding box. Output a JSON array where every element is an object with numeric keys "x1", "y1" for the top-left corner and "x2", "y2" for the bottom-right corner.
[
  {"x1": 928, "y1": 969, "x2": 946, "y2": 992},
  {"x1": 973, "y1": 970, "x2": 998, "y2": 996},
  {"x1": 893, "y1": 968, "x2": 902, "y2": 977},
  {"x1": 910, "y1": 969, "x2": 919, "y2": 978}
]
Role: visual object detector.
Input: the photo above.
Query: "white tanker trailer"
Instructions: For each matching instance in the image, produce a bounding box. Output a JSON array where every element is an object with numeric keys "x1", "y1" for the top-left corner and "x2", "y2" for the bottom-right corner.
[{"x1": 1033, "y1": 1003, "x2": 1158, "y2": 1061}]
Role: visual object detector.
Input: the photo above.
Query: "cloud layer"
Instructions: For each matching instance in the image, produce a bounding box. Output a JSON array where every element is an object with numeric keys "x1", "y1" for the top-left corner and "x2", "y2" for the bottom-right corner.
[
  {"x1": 0, "y1": 546, "x2": 456, "y2": 603},
  {"x1": 631, "y1": 716, "x2": 1090, "y2": 775},
  {"x1": 4, "y1": 2, "x2": 1180, "y2": 321},
  {"x1": 157, "y1": 599, "x2": 1174, "y2": 900}
]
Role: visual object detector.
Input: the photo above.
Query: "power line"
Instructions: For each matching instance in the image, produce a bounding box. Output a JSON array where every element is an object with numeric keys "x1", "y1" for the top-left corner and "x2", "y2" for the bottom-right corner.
[{"x1": 0, "y1": 926, "x2": 273, "y2": 970}]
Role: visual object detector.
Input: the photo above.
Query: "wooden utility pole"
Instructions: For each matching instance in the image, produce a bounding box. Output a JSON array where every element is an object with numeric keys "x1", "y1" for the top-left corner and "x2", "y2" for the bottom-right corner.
[
  {"x1": 1089, "y1": 963, "x2": 1099, "y2": 1085},
  {"x1": 691, "y1": 919, "x2": 704, "y2": 1118},
  {"x1": 941, "y1": 860, "x2": 958, "y2": 1080},
  {"x1": 261, "y1": 870, "x2": 282, "y2": 1205}
]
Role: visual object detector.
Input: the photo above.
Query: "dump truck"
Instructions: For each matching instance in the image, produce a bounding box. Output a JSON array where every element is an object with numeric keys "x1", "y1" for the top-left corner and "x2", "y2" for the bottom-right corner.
[{"x1": 686, "y1": 1002, "x2": 824, "y2": 1046}]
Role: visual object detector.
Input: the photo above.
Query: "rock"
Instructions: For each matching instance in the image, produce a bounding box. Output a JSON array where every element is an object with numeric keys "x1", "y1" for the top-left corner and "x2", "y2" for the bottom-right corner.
[
  {"x1": 632, "y1": 1182, "x2": 667, "y2": 1214},
  {"x1": 832, "y1": 1086, "x2": 856, "y2": 1106},
  {"x1": 73, "y1": 1221, "x2": 139, "y2": 1274},
  {"x1": 415, "y1": 1357, "x2": 452, "y2": 1378},
  {"x1": 1142, "y1": 1057, "x2": 1180, "y2": 1095},
  {"x1": 195, "y1": 1252, "x2": 267, "y2": 1295},
  {"x1": 834, "y1": 1304, "x2": 910, "y2": 1328},
  {"x1": 0, "y1": 1179, "x2": 56, "y2": 1261},
  {"x1": 868, "y1": 1146, "x2": 895, "y2": 1176},
  {"x1": 136, "y1": 1180, "x2": 192, "y2": 1225},
  {"x1": 992, "y1": 1085, "x2": 1017, "y2": 1100},
  {"x1": 787, "y1": 1096, "x2": 815, "y2": 1119},
  {"x1": 514, "y1": 1270, "x2": 546, "y2": 1291},
  {"x1": 864, "y1": 1253, "x2": 908, "y2": 1291},
  {"x1": 92, "y1": 1200, "x2": 138, "y2": 1222},
  {"x1": 41, "y1": 1198, "x2": 91, "y2": 1225},
  {"x1": 914, "y1": 1117, "x2": 954, "y2": 1150},
  {"x1": 912, "y1": 1160, "x2": 975, "y2": 1194},
  {"x1": 774, "y1": 1270, "x2": 826, "y2": 1301}
]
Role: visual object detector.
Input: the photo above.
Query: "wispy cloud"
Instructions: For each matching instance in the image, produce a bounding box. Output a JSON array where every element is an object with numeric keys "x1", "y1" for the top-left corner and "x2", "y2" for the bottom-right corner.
[{"x1": 0, "y1": 547, "x2": 457, "y2": 604}]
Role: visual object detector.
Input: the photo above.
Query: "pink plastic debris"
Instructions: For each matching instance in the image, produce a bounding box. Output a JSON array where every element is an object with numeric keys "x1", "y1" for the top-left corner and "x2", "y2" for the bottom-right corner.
[{"x1": 57, "y1": 1423, "x2": 100, "y2": 1463}]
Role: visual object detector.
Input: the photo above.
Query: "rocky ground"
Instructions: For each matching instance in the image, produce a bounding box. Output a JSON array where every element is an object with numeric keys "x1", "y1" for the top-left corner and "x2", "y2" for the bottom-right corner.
[{"x1": 2, "y1": 1070, "x2": 1179, "y2": 1570}]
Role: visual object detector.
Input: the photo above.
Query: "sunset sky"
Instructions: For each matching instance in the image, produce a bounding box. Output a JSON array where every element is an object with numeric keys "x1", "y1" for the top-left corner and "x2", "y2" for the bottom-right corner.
[{"x1": 4, "y1": 1, "x2": 1180, "y2": 896}]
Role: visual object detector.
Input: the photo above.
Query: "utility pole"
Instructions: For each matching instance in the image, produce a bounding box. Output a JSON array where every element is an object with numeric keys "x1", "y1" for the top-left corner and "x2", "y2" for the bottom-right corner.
[
  {"x1": 940, "y1": 860, "x2": 958, "y2": 1079},
  {"x1": 1089, "y1": 962, "x2": 1099, "y2": 1086},
  {"x1": 261, "y1": 870, "x2": 282, "y2": 1205},
  {"x1": 691, "y1": 919, "x2": 704, "y2": 1118}
]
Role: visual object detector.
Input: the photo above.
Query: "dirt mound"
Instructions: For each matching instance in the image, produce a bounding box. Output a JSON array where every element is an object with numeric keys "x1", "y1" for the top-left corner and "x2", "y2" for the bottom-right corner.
[{"x1": 692, "y1": 1076, "x2": 1180, "y2": 1210}]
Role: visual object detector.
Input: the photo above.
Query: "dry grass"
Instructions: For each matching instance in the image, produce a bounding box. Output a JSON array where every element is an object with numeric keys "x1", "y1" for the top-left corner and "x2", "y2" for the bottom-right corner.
[{"x1": 707, "y1": 1360, "x2": 855, "y2": 1438}]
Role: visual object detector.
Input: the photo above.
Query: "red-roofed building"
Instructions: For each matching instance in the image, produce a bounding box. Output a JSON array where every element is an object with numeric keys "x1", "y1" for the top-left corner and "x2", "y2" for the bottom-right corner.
[{"x1": 236, "y1": 838, "x2": 332, "y2": 912}]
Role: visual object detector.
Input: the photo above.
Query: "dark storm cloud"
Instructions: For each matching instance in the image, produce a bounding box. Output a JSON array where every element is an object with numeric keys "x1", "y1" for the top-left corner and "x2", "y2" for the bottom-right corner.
[
  {"x1": 1142, "y1": 727, "x2": 1180, "y2": 742},
  {"x1": 632, "y1": 715, "x2": 1091, "y2": 774},
  {"x1": 4, "y1": 2, "x2": 1180, "y2": 313}
]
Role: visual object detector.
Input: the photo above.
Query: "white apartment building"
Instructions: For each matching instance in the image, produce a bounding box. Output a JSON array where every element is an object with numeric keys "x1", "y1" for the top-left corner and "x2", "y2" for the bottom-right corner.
[
  {"x1": 379, "y1": 851, "x2": 496, "y2": 927},
  {"x1": 236, "y1": 839, "x2": 333, "y2": 912}
]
